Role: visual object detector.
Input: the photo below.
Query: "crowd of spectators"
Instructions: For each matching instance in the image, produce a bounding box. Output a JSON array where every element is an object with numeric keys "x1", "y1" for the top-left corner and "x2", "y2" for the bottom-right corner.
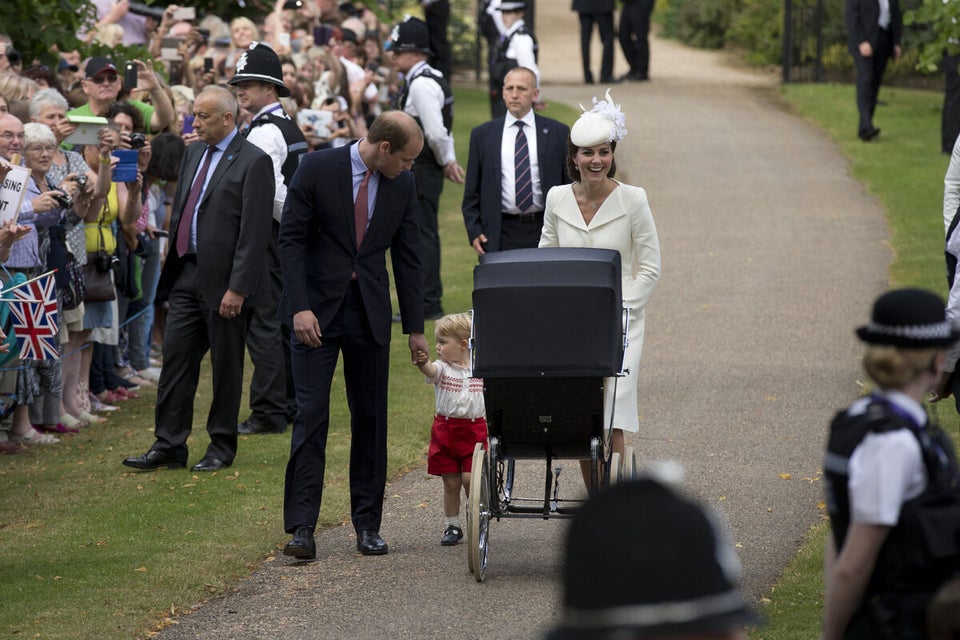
[{"x1": 0, "y1": 0, "x2": 418, "y2": 454}]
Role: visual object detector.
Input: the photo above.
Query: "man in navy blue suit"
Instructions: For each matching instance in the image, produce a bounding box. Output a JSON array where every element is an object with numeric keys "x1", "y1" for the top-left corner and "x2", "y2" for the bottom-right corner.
[
  {"x1": 462, "y1": 66, "x2": 570, "y2": 255},
  {"x1": 846, "y1": 0, "x2": 901, "y2": 141},
  {"x1": 279, "y1": 111, "x2": 429, "y2": 560}
]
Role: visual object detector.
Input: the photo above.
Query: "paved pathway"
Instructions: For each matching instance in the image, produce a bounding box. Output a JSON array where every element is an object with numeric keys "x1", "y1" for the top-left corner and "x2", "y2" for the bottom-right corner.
[{"x1": 160, "y1": 5, "x2": 890, "y2": 639}]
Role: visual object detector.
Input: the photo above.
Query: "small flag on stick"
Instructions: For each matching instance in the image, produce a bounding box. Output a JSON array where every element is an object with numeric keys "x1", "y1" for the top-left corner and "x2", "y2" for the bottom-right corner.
[{"x1": 6, "y1": 271, "x2": 60, "y2": 360}]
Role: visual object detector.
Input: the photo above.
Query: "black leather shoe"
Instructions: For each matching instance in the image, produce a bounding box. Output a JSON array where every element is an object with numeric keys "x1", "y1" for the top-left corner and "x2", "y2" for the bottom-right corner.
[
  {"x1": 190, "y1": 456, "x2": 231, "y2": 472},
  {"x1": 122, "y1": 449, "x2": 186, "y2": 470},
  {"x1": 237, "y1": 418, "x2": 286, "y2": 435},
  {"x1": 440, "y1": 525, "x2": 463, "y2": 546},
  {"x1": 284, "y1": 526, "x2": 316, "y2": 560},
  {"x1": 859, "y1": 127, "x2": 881, "y2": 141},
  {"x1": 621, "y1": 71, "x2": 648, "y2": 82},
  {"x1": 357, "y1": 530, "x2": 389, "y2": 555}
]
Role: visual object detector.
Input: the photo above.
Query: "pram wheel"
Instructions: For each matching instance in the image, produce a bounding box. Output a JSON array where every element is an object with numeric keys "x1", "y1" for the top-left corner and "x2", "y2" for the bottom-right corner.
[
  {"x1": 468, "y1": 442, "x2": 491, "y2": 582},
  {"x1": 466, "y1": 443, "x2": 483, "y2": 574},
  {"x1": 623, "y1": 446, "x2": 637, "y2": 480},
  {"x1": 608, "y1": 451, "x2": 622, "y2": 484}
]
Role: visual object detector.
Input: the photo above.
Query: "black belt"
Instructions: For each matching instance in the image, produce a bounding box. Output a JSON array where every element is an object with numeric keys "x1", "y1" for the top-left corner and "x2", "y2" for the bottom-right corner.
[{"x1": 503, "y1": 211, "x2": 544, "y2": 223}]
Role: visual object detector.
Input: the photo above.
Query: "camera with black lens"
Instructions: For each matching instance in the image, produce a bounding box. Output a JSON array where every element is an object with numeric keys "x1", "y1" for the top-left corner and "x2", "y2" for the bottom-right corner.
[
  {"x1": 127, "y1": 1, "x2": 165, "y2": 20},
  {"x1": 52, "y1": 191, "x2": 73, "y2": 209},
  {"x1": 128, "y1": 132, "x2": 146, "y2": 149},
  {"x1": 94, "y1": 251, "x2": 118, "y2": 274}
]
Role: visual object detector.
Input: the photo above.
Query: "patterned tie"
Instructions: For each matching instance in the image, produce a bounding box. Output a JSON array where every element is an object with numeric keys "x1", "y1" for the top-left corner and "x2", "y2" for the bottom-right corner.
[
  {"x1": 514, "y1": 121, "x2": 533, "y2": 213},
  {"x1": 176, "y1": 145, "x2": 215, "y2": 257},
  {"x1": 355, "y1": 169, "x2": 371, "y2": 248}
]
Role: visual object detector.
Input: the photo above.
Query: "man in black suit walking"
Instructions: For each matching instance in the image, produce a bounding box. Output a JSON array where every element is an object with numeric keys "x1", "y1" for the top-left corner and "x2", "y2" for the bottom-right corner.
[
  {"x1": 122, "y1": 85, "x2": 275, "y2": 472},
  {"x1": 846, "y1": 0, "x2": 901, "y2": 141},
  {"x1": 462, "y1": 66, "x2": 570, "y2": 255},
  {"x1": 572, "y1": 0, "x2": 616, "y2": 84},
  {"x1": 279, "y1": 111, "x2": 429, "y2": 560}
]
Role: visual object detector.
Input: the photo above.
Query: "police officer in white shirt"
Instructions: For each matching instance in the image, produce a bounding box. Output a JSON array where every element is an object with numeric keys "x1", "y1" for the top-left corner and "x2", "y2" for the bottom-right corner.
[
  {"x1": 390, "y1": 17, "x2": 464, "y2": 321},
  {"x1": 228, "y1": 42, "x2": 308, "y2": 434}
]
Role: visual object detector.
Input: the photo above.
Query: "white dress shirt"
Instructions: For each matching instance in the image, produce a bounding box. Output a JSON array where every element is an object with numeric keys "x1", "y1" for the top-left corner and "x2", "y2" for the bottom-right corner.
[
  {"x1": 402, "y1": 60, "x2": 457, "y2": 167},
  {"x1": 246, "y1": 102, "x2": 289, "y2": 223},
  {"x1": 500, "y1": 109, "x2": 543, "y2": 213}
]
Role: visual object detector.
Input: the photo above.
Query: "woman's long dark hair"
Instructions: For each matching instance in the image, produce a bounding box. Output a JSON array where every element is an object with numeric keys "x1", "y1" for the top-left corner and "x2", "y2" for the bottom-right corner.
[{"x1": 145, "y1": 132, "x2": 185, "y2": 183}]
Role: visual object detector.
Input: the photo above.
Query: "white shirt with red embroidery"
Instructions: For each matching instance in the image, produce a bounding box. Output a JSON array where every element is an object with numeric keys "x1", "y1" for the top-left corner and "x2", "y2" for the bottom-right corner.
[{"x1": 424, "y1": 360, "x2": 485, "y2": 419}]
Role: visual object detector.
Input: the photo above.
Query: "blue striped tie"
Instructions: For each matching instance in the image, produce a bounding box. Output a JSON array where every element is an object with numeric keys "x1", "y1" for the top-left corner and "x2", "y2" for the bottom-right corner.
[{"x1": 514, "y1": 121, "x2": 533, "y2": 213}]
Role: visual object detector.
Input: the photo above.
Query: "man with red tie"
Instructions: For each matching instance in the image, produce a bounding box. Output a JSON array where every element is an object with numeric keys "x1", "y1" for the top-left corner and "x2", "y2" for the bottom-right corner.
[
  {"x1": 279, "y1": 111, "x2": 428, "y2": 560},
  {"x1": 122, "y1": 85, "x2": 275, "y2": 472}
]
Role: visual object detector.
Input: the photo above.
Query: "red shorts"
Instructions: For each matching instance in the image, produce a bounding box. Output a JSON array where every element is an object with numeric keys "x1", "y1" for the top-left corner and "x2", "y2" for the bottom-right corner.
[{"x1": 427, "y1": 415, "x2": 488, "y2": 476}]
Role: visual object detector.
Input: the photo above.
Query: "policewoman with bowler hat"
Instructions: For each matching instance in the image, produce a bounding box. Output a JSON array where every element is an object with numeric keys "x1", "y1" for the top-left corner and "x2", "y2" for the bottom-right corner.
[{"x1": 822, "y1": 288, "x2": 960, "y2": 639}]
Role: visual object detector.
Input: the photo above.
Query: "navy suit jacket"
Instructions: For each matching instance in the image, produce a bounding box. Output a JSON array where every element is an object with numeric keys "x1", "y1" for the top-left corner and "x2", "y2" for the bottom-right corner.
[
  {"x1": 572, "y1": 0, "x2": 615, "y2": 13},
  {"x1": 158, "y1": 132, "x2": 275, "y2": 308},
  {"x1": 461, "y1": 113, "x2": 570, "y2": 252},
  {"x1": 845, "y1": 0, "x2": 901, "y2": 55},
  {"x1": 279, "y1": 144, "x2": 424, "y2": 345}
]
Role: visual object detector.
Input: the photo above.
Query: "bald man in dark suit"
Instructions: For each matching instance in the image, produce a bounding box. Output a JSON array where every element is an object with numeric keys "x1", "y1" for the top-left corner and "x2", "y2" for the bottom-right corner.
[
  {"x1": 122, "y1": 85, "x2": 275, "y2": 473},
  {"x1": 462, "y1": 66, "x2": 569, "y2": 255}
]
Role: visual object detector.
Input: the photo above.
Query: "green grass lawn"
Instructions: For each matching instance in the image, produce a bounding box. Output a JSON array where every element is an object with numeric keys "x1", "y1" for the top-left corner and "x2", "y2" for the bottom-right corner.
[
  {"x1": 751, "y1": 82, "x2": 955, "y2": 640},
  {"x1": 0, "y1": 87, "x2": 579, "y2": 639}
]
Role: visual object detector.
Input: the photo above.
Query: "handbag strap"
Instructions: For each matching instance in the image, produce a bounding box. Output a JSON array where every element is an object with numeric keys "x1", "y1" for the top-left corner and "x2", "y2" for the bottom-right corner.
[{"x1": 97, "y1": 202, "x2": 108, "y2": 254}]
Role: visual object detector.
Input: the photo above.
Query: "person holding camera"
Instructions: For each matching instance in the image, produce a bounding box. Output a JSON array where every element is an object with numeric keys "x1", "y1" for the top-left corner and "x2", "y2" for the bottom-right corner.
[
  {"x1": 75, "y1": 101, "x2": 152, "y2": 411},
  {"x1": 3, "y1": 122, "x2": 95, "y2": 444},
  {"x1": 67, "y1": 56, "x2": 174, "y2": 136},
  {"x1": 29, "y1": 89, "x2": 115, "y2": 430}
]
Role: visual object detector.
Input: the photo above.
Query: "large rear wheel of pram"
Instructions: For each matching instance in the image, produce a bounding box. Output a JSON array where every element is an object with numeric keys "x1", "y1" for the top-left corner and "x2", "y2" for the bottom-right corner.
[
  {"x1": 623, "y1": 446, "x2": 637, "y2": 480},
  {"x1": 466, "y1": 443, "x2": 482, "y2": 574},
  {"x1": 468, "y1": 442, "x2": 491, "y2": 582},
  {"x1": 608, "y1": 451, "x2": 622, "y2": 485}
]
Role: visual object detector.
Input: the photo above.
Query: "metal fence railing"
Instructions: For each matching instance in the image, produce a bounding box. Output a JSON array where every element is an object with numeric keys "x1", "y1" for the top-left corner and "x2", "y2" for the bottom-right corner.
[{"x1": 782, "y1": 0, "x2": 825, "y2": 83}]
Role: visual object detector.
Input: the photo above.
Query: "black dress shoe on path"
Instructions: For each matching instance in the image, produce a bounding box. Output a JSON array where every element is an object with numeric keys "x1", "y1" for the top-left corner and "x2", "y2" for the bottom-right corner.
[
  {"x1": 191, "y1": 456, "x2": 231, "y2": 472},
  {"x1": 122, "y1": 449, "x2": 186, "y2": 470},
  {"x1": 357, "y1": 530, "x2": 389, "y2": 555},
  {"x1": 284, "y1": 526, "x2": 316, "y2": 560},
  {"x1": 237, "y1": 418, "x2": 286, "y2": 435}
]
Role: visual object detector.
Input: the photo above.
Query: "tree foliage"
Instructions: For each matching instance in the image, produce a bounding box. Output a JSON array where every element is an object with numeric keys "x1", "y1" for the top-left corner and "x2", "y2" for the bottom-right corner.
[
  {"x1": 0, "y1": 0, "x2": 99, "y2": 66},
  {"x1": 905, "y1": 0, "x2": 960, "y2": 73}
]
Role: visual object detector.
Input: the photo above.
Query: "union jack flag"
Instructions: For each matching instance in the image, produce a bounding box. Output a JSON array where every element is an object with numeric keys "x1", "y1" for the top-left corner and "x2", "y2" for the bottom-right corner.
[{"x1": 6, "y1": 272, "x2": 60, "y2": 361}]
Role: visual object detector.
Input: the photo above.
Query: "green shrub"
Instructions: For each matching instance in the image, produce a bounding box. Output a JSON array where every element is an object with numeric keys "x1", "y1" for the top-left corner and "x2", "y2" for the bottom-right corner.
[
  {"x1": 385, "y1": 0, "x2": 478, "y2": 69},
  {"x1": 661, "y1": 0, "x2": 737, "y2": 49},
  {"x1": 726, "y1": 0, "x2": 782, "y2": 65}
]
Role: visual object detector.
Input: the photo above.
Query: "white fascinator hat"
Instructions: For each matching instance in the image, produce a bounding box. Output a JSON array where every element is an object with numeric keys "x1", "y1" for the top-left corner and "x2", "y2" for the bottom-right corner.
[{"x1": 570, "y1": 89, "x2": 628, "y2": 147}]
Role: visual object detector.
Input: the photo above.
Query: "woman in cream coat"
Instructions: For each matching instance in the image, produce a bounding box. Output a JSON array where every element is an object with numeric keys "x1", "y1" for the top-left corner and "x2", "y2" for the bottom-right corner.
[{"x1": 539, "y1": 91, "x2": 660, "y2": 460}]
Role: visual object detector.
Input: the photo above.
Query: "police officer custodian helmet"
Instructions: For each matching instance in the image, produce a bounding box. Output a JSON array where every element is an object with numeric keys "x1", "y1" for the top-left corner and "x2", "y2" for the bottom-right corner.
[
  {"x1": 228, "y1": 42, "x2": 291, "y2": 98},
  {"x1": 856, "y1": 288, "x2": 960, "y2": 348},
  {"x1": 548, "y1": 477, "x2": 758, "y2": 639},
  {"x1": 388, "y1": 16, "x2": 433, "y2": 56}
]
